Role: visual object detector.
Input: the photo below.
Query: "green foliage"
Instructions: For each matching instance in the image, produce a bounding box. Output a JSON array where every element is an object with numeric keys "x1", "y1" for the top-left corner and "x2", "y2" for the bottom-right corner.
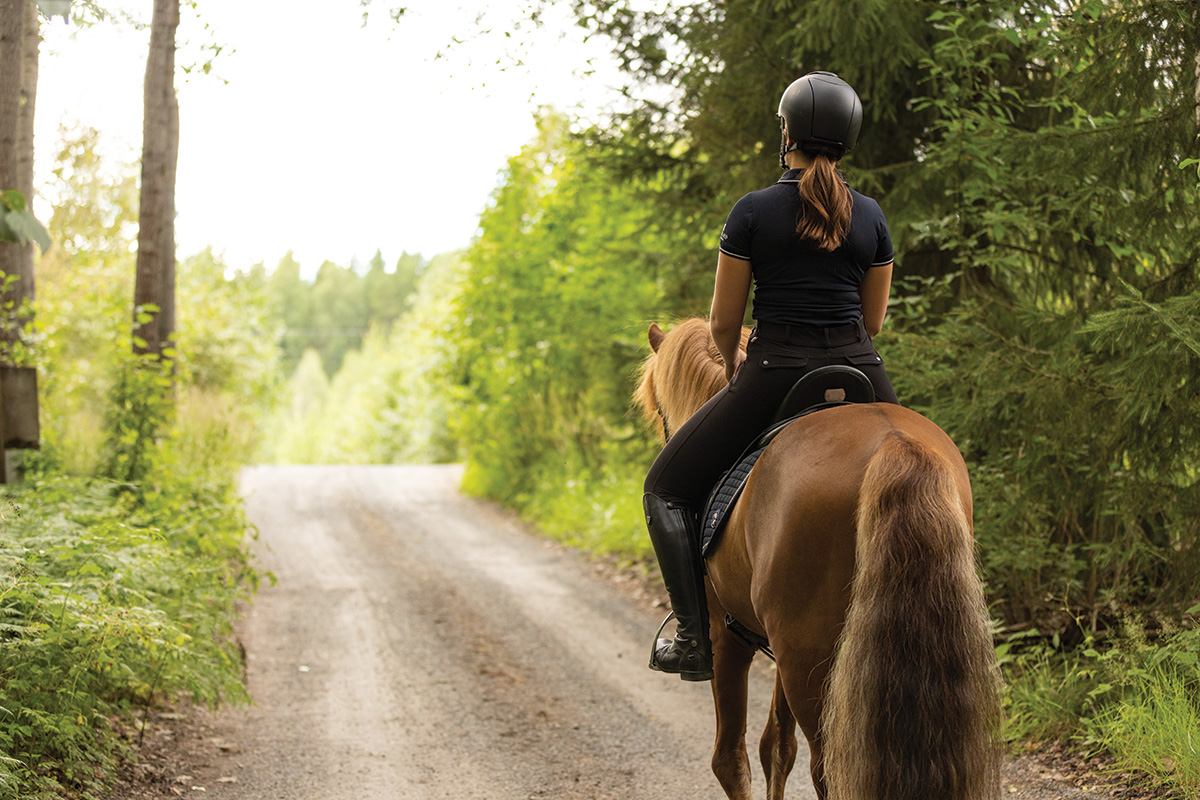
[
  {"x1": 102, "y1": 348, "x2": 173, "y2": 486},
  {"x1": 1001, "y1": 618, "x2": 1200, "y2": 795},
  {"x1": 1000, "y1": 634, "x2": 1110, "y2": 746},
  {"x1": 0, "y1": 473, "x2": 255, "y2": 799},
  {"x1": 35, "y1": 129, "x2": 145, "y2": 474},
  {"x1": 0, "y1": 190, "x2": 51, "y2": 254},
  {"x1": 268, "y1": 249, "x2": 425, "y2": 377},
  {"x1": 0, "y1": 125, "x2": 272, "y2": 797},
  {"x1": 176, "y1": 249, "x2": 281, "y2": 409},
  {"x1": 426, "y1": 2, "x2": 1200, "y2": 786},
  {"x1": 35, "y1": 129, "x2": 281, "y2": 476},
  {"x1": 0, "y1": 273, "x2": 35, "y2": 368},
  {"x1": 885, "y1": 0, "x2": 1200, "y2": 629},
  {"x1": 1091, "y1": 664, "x2": 1200, "y2": 797},
  {"x1": 885, "y1": 283, "x2": 1200, "y2": 626},
  {"x1": 450, "y1": 114, "x2": 664, "y2": 541}
]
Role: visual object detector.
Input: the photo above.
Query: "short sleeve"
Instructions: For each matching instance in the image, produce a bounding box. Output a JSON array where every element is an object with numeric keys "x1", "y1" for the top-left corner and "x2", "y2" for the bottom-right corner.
[
  {"x1": 871, "y1": 205, "x2": 894, "y2": 267},
  {"x1": 719, "y1": 193, "x2": 753, "y2": 261}
]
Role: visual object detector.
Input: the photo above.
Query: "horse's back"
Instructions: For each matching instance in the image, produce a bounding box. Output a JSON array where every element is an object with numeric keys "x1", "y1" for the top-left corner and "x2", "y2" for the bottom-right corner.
[{"x1": 759, "y1": 402, "x2": 970, "y2": 525}]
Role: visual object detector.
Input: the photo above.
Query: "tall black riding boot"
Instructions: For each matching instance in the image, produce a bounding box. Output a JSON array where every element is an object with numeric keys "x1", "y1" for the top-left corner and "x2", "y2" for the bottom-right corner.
[{"x1": 643, "y1": 493, "x2": 714, "y2": 681}]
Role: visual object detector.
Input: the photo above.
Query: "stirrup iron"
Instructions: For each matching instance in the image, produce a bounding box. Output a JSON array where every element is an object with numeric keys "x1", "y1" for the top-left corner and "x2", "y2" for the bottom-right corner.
[{"x1": 648, "y1": 611, "x2": 677, "y2": 668}]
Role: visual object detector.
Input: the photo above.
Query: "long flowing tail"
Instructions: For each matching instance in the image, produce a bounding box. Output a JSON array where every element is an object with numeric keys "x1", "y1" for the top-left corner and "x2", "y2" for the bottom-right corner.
[{"x1": 821, "y1": 432, "x2": 1001, "y2": 800}]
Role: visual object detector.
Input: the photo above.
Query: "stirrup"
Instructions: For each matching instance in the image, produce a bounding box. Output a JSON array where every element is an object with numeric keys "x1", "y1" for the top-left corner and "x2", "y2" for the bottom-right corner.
[
  {"x1": 647, "y1": 611, "x2": 676, "y2": 672},
  {"x1": 650, "y1": 611, "x2": 675, "y2": 646},
  {"x1": 648, "y1": 612, "x2": 713, "y2": 681}
]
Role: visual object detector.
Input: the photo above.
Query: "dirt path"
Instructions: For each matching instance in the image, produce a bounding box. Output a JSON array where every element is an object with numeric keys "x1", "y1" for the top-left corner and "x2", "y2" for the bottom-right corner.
[{"x1": 114, "y1": 465, "x2": 1122, "y2": 799}]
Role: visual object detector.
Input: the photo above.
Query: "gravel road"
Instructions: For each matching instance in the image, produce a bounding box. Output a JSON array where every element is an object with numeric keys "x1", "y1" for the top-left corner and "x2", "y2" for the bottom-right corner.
[
  {"x1": 123, "y1": 464, "x2": 1120, "y2": 800},
  {"x1": 193, "y1": 464, "x2": 816, "y2": 799}
]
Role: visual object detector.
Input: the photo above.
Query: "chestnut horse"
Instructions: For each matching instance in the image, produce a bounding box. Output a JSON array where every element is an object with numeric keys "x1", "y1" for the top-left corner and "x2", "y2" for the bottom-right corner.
[{"x1": 635, "y1": 319, "x2": 1001, "y2": 800}]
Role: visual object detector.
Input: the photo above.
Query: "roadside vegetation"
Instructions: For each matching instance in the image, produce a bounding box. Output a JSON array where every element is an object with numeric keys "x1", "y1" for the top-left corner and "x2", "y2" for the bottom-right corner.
[{"x1": 0, "y1": 130, "x2": 277, "y2": 799}]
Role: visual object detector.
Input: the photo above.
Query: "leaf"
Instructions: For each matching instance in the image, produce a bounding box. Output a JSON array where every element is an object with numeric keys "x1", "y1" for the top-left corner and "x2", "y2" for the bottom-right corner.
[
  {"x1": 34, "y1": 0, "x2": 72, "y2": 19},
  {"x1": 3, "y1": 209, "x2": 52, "y2": 253},
  {"x1": 1171, "y1": 651, "x2": 1198, "y2": 667},
  {"x1": 1, "y1": 189, "x2": 25, "y2": 212}
]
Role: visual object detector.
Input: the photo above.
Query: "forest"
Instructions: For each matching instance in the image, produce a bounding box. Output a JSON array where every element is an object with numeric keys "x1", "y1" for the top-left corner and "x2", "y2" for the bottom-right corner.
[{"x1": 1, "y1": 0, "x2": 1199, "y2": 797}]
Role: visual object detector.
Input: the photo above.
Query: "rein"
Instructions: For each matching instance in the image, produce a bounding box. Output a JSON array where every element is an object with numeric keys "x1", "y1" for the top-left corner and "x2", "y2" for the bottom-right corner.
[{"x1": 655, "y1": 399, "x2": 672, "y2": 441}]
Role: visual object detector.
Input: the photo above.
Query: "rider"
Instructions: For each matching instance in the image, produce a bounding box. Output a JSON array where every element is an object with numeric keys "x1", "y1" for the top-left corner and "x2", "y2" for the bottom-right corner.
[{"x1": 643, "y1": 71, "x2": 900, "y2": 681}]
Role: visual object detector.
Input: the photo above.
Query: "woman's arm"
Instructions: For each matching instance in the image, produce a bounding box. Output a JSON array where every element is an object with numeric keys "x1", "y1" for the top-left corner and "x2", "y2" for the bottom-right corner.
[
  {"x1": 860, "y1": 261, "x2": 893, "y2": 337},
  {"x1": 710, "y1": 251, "x2": 752, "y2": 380}
]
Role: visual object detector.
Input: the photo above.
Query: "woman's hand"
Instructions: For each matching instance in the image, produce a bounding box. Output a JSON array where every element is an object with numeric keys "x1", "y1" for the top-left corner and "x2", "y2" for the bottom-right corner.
[{"x1": 725, "y1": 349, "x2": 746, "y2": 382}]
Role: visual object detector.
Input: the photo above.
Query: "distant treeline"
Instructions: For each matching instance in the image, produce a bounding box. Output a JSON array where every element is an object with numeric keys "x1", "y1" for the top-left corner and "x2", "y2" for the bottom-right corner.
[{"x1": 266, "y1": 250, "x2": 427, "y2": 377}]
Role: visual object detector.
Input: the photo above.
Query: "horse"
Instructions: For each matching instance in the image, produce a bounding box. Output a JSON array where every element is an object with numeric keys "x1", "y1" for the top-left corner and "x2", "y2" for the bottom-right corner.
[{"x1": 634, "y1": 318, "x2": 1001, "y2": 800}]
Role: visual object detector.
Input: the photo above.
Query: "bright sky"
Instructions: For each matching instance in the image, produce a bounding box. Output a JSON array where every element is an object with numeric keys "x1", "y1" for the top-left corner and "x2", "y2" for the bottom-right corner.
[{"x1": 33, "y1": 0, "x2": 627, "y2": 275}]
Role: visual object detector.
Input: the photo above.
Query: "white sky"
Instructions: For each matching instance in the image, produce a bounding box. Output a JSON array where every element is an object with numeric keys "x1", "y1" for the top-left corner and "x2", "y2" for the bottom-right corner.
[{"x1": 33, "y1": 0, "x2": 628, "y2": 275}]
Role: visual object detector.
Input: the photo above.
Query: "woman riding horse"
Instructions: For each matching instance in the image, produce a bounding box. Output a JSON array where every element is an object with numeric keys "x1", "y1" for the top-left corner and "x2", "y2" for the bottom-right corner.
[{"x1": 643, "y1": 72, "x2": 899, "y2": 680}]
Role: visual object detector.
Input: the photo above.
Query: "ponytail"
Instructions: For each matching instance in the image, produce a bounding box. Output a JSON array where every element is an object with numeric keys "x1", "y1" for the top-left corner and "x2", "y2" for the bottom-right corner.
[{"x1": 795, "y1": 154, "x2": 852, "y2": 251}]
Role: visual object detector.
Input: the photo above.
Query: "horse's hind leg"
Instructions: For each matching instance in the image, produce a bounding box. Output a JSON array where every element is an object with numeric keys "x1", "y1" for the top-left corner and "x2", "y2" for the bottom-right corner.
[
  {"x1": 774, "y1": 652, "x2": 830, "y2": 800},
  {"x1": 709, "y1": 607, "x2": 757, "y2": 799},
  {"x1": 760, "y1": 669, "x2": 799, "y2": 800}
]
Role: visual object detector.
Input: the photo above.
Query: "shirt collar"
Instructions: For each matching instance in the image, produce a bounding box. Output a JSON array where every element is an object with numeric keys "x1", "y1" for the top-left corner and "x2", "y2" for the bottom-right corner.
[{"x1": 777, "y1": 168, "x2": 806, "y2": 184}]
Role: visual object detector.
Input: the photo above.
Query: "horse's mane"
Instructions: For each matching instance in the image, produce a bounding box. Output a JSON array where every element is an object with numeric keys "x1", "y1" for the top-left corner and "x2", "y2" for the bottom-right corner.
[{"x1": 634, "y1": 318, "x2": 750, "y2": 440}]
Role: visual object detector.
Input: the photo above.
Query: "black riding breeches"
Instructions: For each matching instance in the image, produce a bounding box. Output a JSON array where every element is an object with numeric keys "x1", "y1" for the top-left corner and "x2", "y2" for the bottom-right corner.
[{"x1": 643, "y1": 319, "x2": 899, "y2": 509}]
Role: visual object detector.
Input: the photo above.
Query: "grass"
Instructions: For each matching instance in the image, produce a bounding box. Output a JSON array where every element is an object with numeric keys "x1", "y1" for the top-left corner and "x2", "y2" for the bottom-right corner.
[
  {"x1": 1089, "y1": 664, "x2": 1200, "y2": 798},
  {"x1": 999, "y1": 621, "x2": 1200, "y2": 799}
]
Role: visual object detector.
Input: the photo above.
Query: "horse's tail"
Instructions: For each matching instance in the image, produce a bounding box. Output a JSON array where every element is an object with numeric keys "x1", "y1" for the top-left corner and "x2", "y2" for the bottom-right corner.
[{"x1": 822, "y1": 432, "x2": 1001, "y2": 800}]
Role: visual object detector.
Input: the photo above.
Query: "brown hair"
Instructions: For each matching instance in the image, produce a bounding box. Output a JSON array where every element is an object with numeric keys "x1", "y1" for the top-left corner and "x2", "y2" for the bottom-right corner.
[{"x1": 795, "y1": 153, "x2": 853, "y2": 251}]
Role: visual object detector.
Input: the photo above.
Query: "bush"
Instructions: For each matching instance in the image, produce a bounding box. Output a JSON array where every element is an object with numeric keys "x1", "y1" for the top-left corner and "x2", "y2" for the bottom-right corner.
[{"x1": 0, "y1": 474, "x2": 256, "y2": 798}]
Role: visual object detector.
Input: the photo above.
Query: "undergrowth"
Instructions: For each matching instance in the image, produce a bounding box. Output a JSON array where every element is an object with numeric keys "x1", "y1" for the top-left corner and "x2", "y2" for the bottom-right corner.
[
  {"x1": 0, "y1": 354, "x2": 262, "y2": 799},
  {"x1": 1000, "y1": 615, "x2": 1200, "y2": 799},
  {"x1": 0, "y1": 471, "x2": 256, "y2": 800}
]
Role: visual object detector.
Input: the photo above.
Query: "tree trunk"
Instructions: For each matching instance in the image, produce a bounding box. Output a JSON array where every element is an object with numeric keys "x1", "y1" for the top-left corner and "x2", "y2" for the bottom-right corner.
[
  {"x1": 0, "y1": 0, "x2": 36, "y2": 309},
  {"x1": 160, "y1": 52, "x2": 178, "y2": 341},
  {"x1": 16, "y1": 0, "x2": 36, "y2": 302},
  {"x1": 0, "y1": 0, "x2": 34, "y2": 483},
  {"x1": 134, "y1": 0, "x2": 180, "y2": 356},
  {"x1": 0, "y1": 0, "x2": 25, "y2": 325}
]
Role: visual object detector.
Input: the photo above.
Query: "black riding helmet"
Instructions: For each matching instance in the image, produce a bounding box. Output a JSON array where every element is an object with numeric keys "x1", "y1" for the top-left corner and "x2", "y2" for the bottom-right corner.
[{"x1": 778, "y1": 71, "x2": 863, "y2": 166}]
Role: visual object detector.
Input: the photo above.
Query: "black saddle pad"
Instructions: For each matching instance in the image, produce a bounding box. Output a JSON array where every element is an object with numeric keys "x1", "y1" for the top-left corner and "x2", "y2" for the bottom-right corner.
[{"x1": 700, "y1": 444, "x2": 767, "y2": 555}]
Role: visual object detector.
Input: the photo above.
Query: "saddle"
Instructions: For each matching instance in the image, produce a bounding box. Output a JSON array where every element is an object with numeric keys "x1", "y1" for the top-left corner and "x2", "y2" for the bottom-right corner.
[
  {"x1": 700, "y1": 365, "x2": 876, "y2": 557},
  {"x1": 700, "y1": 365, "x2": 875, "y2": 659}
]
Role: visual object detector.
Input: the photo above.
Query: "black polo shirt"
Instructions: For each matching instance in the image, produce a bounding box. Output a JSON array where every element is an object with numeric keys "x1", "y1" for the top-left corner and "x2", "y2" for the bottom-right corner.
[{"x1": 718, "y1": 168, "x2": 893, "y2": 327}]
